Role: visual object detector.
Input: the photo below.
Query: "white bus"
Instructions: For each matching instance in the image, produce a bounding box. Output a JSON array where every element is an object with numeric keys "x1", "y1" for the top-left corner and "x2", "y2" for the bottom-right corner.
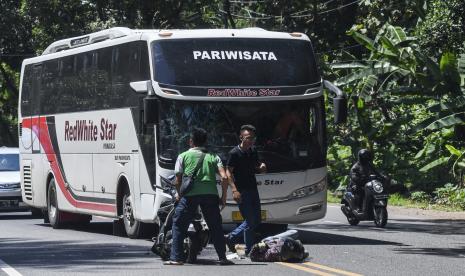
[{"x1": 18, "y1": 27, "x2": 347, "y2": 238}]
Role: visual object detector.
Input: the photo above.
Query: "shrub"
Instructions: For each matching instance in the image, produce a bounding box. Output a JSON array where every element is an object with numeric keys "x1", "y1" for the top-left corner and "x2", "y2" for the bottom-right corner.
[
  {"x1": 410, "y1": 191, "x2": 431, "y2": 202},
  {"x1": 433, "y1": 183, "x2": 465, "y2": 210}
]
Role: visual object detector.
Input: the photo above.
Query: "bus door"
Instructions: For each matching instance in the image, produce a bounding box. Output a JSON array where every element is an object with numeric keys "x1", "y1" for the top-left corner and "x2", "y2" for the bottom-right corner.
[{"x1": 31, "y1": 64, "x2": 42, "y2": 153}]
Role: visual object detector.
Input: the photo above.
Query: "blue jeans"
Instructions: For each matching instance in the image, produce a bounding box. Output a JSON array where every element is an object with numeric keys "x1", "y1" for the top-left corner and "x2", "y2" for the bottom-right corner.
[
  {"x1": 228, "y1": 189, "x2": 261, "y2": 253},
  {"x1": 170, "y1": 195, "x2": 226, "y2": 262}
]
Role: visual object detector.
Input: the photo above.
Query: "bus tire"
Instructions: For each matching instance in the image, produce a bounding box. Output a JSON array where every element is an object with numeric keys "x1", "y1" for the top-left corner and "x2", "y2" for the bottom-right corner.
[
  {"x1": 30, "y1": 207, "x2": 43, "y2": 218},
  {"x1": 122, "y1": 187, "x2": 141, "y2": 238},
  {"x1": 47, "y1": 178, "x2": 64, "y2": 229}
]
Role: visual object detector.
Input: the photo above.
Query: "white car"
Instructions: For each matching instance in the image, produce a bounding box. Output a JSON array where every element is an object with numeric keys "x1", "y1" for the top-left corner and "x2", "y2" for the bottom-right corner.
[{"x1": 0, "y1": 147, "x2": 28, "y2": 211}]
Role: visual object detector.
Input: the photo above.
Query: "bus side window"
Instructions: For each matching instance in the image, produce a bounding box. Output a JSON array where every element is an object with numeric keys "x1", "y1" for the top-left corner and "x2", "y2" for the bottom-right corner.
[
  {"x1": 58, "y1": 55, "x2": 76, "y2": 113},
  {"x1": 41, "y1": 60, "x2": 59, "y2": 115},
  {"x1": 21, "y1": 65, "x2": 33, "y2": 117},
  {"x1": 112, "y1": 42, "x2": 142, "y2": 108},
  {"x1": 31, "y1": 64, "x2": 42, "y2": 116},
  {"x1": 139, "y1": 43, "x2": 150, "y2": 80},
  {"x1": 95, "y1": 47, "x2": 112, "y2": 109},
  {"x1": 76, "y1": 52, "x2": 97, "y2": 111}
]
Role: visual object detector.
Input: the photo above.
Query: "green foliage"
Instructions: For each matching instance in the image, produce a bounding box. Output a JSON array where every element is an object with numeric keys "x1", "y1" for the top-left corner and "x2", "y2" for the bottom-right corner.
[
  {"x1": 434, "y1": 183, "x2": 465, "y2": 210},
  {"x1": 410, "y1": 191, "x2": 431, "y2": 202},
  {"x1": 417, "y1": 0, "x2": 465, "y2": 58}
]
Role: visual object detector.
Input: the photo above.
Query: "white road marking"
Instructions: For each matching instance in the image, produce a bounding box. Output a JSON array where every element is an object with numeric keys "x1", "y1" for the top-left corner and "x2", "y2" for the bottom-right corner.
[
  {"x1": 0, "y1": 259, "x2": 23, "y2": 276},
  {"x1": 323, "y1": 220, "x2": 343, "y2": 224},
  {"x1": 328, "y1": 205, "x2": 340, "y2": 209}
]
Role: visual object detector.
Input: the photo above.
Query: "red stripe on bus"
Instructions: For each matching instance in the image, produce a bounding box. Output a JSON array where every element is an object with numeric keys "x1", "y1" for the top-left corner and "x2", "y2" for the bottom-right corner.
[{"x1": 22, "y1": 117, "x2": 116, "y2": 213}]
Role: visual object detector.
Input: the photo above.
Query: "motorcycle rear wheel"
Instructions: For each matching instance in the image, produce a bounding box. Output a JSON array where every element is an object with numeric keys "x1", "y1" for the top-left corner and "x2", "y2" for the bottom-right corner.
[
  {"x1": 348, "y1": 216, "x2": 360, "y2": 226},
  {"x1": 185, "y1": 235, "x2": 201, "y2": 264},
  {"x1": 373, "y1": 206, "x2": 388, "y2": 228}
]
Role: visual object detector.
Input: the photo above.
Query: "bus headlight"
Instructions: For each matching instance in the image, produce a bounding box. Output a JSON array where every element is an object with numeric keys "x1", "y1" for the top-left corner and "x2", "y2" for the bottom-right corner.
[{"x1": 290, "y1": 178, "x2": 326, "y2": 199}]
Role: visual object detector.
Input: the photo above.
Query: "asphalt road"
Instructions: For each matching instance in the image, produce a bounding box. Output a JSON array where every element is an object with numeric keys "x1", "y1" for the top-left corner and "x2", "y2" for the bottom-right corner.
[{"x1": 1, "y1": 205, "x2": 464, "y2": 276}]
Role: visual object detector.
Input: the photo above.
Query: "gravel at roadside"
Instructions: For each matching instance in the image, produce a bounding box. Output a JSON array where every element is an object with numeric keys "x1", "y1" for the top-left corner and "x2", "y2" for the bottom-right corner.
[{"x1": 387, "y1": 205, "x2": 465, "y2": 220}]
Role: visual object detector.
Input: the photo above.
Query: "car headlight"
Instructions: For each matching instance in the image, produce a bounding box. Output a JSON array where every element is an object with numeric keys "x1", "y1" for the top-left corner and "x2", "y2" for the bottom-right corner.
[
  {"x1": 0, "y1": 182, "x2": 20, "y2": 189},
  {"x1": 290, "y1": 178, "x2": 326, "y2": 199},
  {"x1": 373, "y1": 182, "x2": 383, "y2": 193}
]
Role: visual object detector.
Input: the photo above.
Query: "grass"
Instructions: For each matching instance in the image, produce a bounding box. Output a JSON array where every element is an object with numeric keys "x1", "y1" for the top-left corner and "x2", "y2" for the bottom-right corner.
[
  {"x1": 327, "y1": 190, "x2": 465, "y2": 212},
  {"x1": 327, "y1": 191, "x2": 341, "y2": 204}
]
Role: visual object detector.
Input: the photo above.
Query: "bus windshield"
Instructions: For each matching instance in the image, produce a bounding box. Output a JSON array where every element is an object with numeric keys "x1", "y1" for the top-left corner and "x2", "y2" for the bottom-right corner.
[
  {"x1": 157, "y1": 99, "x2": 326, "y2": 173},
  {"x1": 152, "y1": 38, "x2": 320, "y2": 86}
]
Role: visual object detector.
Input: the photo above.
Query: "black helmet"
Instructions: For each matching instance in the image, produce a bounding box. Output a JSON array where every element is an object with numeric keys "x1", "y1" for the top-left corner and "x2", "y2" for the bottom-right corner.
[
  {"x1": 358, "y1": 149, "x2": 373, "y2": 164},
  {"x1": 280, "y1": 238, "x2": 306, "y2": 262}
]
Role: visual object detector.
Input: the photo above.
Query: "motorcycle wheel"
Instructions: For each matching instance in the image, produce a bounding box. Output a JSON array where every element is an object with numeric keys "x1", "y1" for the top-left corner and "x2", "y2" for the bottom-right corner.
[
  {"x1": 348, "y1": 216, "x2": 360, "y2": 226},
  {"x1": 343, "y1": 202, "x2": 360, "y2": 226},
  {"x1": 185, "y1": 235, "x2": 201, "y2": 264},
  {"x1": 373, "y1": 206, "x2": 388, "y2": 228}
]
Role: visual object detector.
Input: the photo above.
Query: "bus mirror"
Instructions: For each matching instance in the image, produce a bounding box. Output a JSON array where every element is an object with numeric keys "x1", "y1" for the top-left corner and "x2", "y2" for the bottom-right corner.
[
  {"x1": 144, "y1": 97, "x2": 159, "y2": 124},
  {"x1": 323, "y1": 80, "x2": 347, "y2": 124},
  {"x1": 130, "y1": 80, "x2": 149, "y2": 93},
  {"x1": 334, "y1": 96, "x2": 347, "y2": 124}
]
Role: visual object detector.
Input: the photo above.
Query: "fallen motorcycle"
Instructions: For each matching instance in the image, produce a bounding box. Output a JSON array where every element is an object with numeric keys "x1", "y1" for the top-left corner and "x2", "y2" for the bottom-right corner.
[{"x1": 151, "y1": 176, "x2": 210, "y2": 263}]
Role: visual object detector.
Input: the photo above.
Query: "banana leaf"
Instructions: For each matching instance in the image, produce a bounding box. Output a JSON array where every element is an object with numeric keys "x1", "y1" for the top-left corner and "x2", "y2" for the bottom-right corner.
[
  {"x1": 425, "y1": 112, "x2": 465, "y2": 130},
  {"x1": 419, "y1": 157, "x2": 449, "y2": 172}
]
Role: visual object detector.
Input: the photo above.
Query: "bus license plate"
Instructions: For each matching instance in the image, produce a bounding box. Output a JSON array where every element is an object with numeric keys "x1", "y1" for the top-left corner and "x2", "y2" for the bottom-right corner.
[
  {"x1": 232, "y1": 210, "x2": 266, "y2": 222},
  {"x1": 0, "y1": 200, "x2": 19, "y2": 208}
]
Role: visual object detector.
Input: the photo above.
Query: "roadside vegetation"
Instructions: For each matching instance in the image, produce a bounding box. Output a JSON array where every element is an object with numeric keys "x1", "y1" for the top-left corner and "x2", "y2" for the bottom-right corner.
[{"x1": 0, "y1": 0, "x2": 464, "y2": 210}]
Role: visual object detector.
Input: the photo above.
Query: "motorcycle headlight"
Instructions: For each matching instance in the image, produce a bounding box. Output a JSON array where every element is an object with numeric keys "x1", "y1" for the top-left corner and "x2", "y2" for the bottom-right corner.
[
  {"x1": 290, "y1": 178, "x2": 326, "y2": 199},
  {"x1": 373, "y1": 182, "x2": 383, "y2": 193}
]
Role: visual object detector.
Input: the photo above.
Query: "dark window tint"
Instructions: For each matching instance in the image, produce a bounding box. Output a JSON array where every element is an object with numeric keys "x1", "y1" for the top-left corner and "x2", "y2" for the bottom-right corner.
[
  {"x1": 95, "y1": 47, "x2": 112, "y2": 109},
  {"x1": 31, "y1": 65, "x2": 42, "y2": 115},
  {"x1": 152, "y1": 38, "x2": 320, "y2": 86},
  {"x1": 21, "y1": 65, "x2": 33, "y2": 116},
  {"x1": 41, "y1": 60, "x2": 59, "y2": 114},
  {"x1": 157, "y1": 98, "x2": 326, "y2": 171},
  {"x1": 24, "y1": 41, "x2": 150, "y2": 116}
]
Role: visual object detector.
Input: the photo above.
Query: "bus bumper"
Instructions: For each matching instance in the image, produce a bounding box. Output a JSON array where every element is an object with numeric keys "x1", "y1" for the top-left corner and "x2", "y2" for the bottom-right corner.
[{"x1": 221, "y1": 190, "x2": 327, "y2": 224}]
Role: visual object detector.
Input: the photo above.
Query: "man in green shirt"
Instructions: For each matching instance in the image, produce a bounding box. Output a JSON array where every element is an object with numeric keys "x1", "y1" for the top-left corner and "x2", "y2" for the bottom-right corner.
[{"x1": 164, "y1": 127, "x2": 234, "y2": 265}]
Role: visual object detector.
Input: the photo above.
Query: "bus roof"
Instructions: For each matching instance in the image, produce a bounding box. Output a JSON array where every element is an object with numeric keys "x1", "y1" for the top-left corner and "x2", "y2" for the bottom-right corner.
[{"x1": 39, "y1": 27, "x2": 310, "y2": 57}]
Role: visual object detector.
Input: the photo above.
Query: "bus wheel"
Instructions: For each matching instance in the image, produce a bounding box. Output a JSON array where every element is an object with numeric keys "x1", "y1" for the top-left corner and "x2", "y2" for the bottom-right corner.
[
  {"x1": 30, "y1": 207, "x2": 43, "y2": 218},
  {"x1": 47, "y1": 178, "x2": 64, "y2": 229},
  {"x1": 122, "y1": 187, "x2": 141, "y2": 238}
]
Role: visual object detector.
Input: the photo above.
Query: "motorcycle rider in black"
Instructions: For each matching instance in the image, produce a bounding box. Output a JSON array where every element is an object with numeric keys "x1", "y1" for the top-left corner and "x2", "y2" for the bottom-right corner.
[{"x1": 349, "y1": 149, "x2": 387, "y2": 213}]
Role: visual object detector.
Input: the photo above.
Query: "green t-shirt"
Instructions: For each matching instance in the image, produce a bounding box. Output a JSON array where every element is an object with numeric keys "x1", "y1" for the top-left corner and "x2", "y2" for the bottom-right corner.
[{"x1": 174, "y1": 147, "x2": 222, "y2": 197}]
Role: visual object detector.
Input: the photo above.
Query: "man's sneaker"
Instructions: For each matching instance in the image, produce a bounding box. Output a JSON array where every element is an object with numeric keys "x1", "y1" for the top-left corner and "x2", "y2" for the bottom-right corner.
[
  {"x1": 163, "y1": 260, "x2": 184, "y2": 265},
  {"x1": 218, "y1": 258, "x2": 234, "y2": 266},
  {"x1": 224, "y1": 235, "x2": 236, "y2": 253}
]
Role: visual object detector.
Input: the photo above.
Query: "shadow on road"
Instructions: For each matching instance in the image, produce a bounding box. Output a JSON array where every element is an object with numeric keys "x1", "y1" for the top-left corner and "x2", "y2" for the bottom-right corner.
[
  {"x1": 0, "y1": 237, "x2": 153, "y2": 270},
  {"x1": 298, "y1": 218, "x2": 465, "y2": 236},
  {"x1": 393, "y1": 244, "x2": 465, "y2": 258},
  {"x1": 0, "y1": 237, "x2": 267, "y2": 270},
  {"x1": 0, "y1": 212, "x2": 36, "y2": 220},
  {"x1": 35, "y1": 221, "x2": 115, "y2": 235},
  {"x1": 294, "y1": 227, "x2": 404, "y2": 246},
  {"x1": 387, "y1": 219, "x2": 465, "y2": 235}
]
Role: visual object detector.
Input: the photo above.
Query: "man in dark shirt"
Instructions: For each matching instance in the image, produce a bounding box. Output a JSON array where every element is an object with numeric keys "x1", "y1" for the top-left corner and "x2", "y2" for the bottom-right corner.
[
  {"x1": 225, "y1": 125, "x2": 266, "y2": 255},
  {"x1": 349, "y1": 149, "x2": 387, "y2": 212}
]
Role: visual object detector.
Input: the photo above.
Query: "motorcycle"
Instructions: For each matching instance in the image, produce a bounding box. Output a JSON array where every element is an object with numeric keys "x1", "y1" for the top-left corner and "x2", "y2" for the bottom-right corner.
[
  {"x1": 151, "y1": 176, "x2": 210, "y2": 263},
  {"x1": 341, "y1": 175, "x2": 389, "y2": 228}
]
